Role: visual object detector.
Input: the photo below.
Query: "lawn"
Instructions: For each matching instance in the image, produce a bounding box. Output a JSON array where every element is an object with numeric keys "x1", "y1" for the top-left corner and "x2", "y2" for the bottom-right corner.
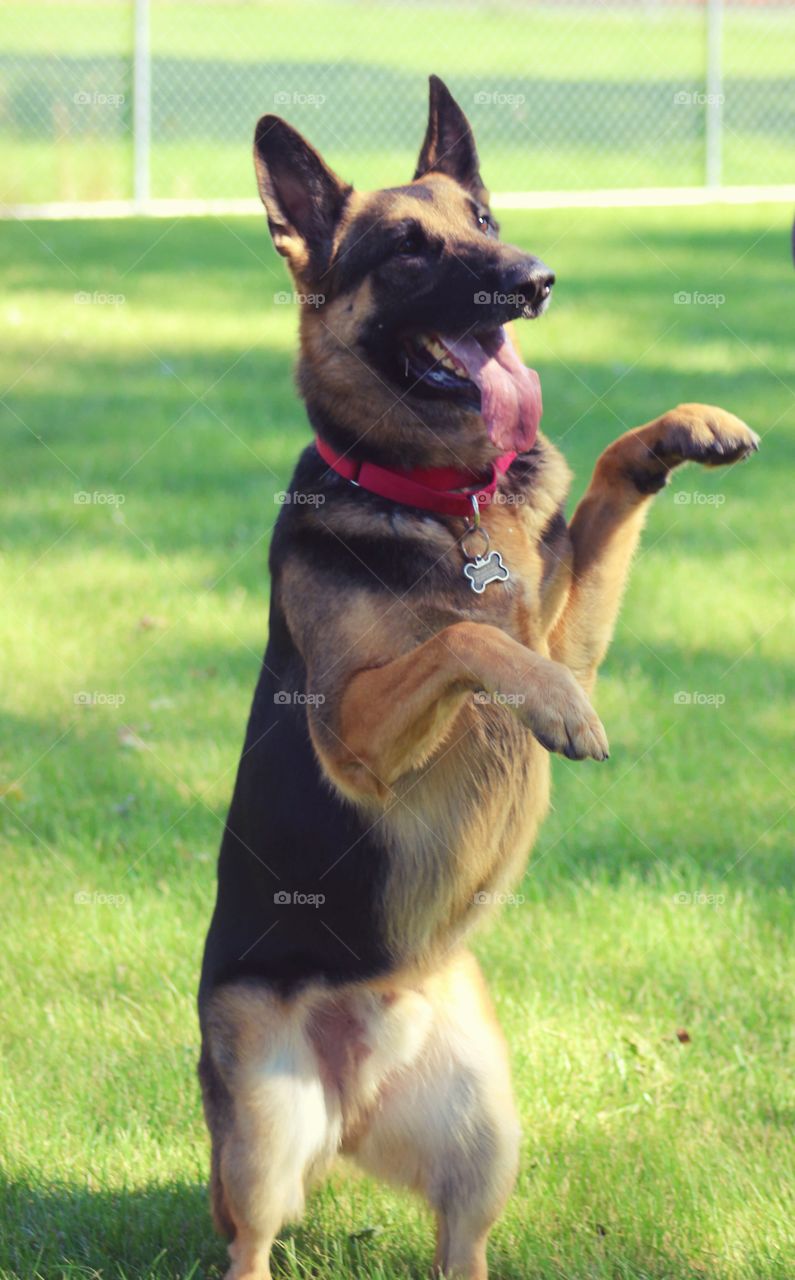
[{"x1": 1, "y1": 202, "x2": 793, "y2": 1280}]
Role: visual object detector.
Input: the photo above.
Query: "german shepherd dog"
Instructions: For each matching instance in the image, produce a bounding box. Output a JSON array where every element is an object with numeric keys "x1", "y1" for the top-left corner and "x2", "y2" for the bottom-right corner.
[{"x1": 198, "y1": 76, "x2": 758, "y2": 1280}]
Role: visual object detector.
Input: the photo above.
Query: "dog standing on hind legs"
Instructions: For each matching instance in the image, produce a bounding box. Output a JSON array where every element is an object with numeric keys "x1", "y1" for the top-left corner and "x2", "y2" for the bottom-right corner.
[{"x1": 198, "y1": 75, "x2": 759, "y2": 1280}]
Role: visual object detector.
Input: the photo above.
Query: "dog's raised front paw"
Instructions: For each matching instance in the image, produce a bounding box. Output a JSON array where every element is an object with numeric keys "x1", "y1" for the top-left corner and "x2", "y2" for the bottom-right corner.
[
  {"x1": 652, "y1": 403, "x2": 760, "y2": 468},
  {"x1": 606, "y1": 403, "x2": 760, "y2": 494}
]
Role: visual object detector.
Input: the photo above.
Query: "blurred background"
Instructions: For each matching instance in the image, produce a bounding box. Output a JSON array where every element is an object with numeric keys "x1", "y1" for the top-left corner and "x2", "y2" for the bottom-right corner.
[{"x1": 2, "y1": 0, "x2": 795, "y2": 212}]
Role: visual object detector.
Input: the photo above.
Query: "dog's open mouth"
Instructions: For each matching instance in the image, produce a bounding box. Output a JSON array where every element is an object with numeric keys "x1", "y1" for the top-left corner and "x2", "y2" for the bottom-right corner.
[{"x1": 401, "y1": 326, "x2": 542, "y2": 453}]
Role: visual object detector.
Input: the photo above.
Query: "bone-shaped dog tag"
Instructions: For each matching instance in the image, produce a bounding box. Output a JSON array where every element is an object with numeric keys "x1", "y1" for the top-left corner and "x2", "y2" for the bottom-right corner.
[{"x1": 463, "y1": 551, "x2": 510, "y2": 594}]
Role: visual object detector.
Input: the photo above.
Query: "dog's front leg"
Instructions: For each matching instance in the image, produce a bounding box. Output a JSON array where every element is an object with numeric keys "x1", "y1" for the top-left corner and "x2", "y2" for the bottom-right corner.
[
  {"x1": 549, "y1": 402, "x2": 759, "y2": 691},
  {"x1": 312, "y1": 621, "x2": 609, "y2": 803}
]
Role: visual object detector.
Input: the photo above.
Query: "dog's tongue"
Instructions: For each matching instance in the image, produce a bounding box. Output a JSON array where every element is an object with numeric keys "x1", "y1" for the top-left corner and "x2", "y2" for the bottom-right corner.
[{"x1": 439, "y1": 327, "x2": 542, "y2": 452}]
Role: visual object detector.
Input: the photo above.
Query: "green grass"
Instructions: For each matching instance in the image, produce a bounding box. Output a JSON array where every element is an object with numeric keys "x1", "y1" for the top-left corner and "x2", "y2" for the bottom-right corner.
[
  {"x1": 1, "y1": 202, "x2": 794, "y2": 1279},
  {"x1": 2, "y1": 0, "x2": 795, "y2": 203}
]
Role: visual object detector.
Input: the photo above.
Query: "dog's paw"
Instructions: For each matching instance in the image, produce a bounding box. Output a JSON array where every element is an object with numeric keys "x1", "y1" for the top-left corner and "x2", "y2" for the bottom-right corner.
[
  {"x1": 518, "y1": 668, "x2": 609, "y2": 762},
  {"x1": 651, "y1": 403, "x2": 760, "y2": 469}
]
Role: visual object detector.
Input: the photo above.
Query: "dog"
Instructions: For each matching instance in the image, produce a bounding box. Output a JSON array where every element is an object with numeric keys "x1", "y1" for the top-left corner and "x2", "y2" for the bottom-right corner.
[{"x1": 198, "y1": 75, "x2": 758, "y2": 1280}]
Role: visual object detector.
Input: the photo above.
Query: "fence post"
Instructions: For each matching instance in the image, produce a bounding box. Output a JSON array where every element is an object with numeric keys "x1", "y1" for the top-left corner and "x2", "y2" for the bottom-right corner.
[
  {"x1": 133, "y1": 0, "x2": 151, "y2": 211},
  {"x1": 705, "y1": 0, "x2": 724, "y2": 188}
]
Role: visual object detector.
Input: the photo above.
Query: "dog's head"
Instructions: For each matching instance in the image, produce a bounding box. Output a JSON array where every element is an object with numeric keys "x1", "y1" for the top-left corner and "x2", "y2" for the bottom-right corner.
[{"x1": 254, "y1": 76, "x2": 554, "y2": 468}]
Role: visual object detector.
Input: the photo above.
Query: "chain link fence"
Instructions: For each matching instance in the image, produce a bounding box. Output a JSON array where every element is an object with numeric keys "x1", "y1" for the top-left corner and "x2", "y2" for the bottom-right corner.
[{"x1": 2, "y1": 0, "x2": 794, "y2": 213}]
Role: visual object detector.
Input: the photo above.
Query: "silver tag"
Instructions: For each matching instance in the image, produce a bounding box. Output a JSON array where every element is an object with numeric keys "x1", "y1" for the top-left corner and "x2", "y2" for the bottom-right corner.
[
  {"x1": 459, "y1": 496, "x2": 510, "y2": 594},
  {"x1": 463, "y1": 550, "x2": 510, "y2": 594}
]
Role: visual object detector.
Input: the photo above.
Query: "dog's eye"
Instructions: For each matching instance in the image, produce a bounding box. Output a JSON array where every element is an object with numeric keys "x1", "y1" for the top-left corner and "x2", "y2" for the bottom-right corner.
[
  {"x1": 396, "y1": 230, "x2": 424, "y2": 257},
  {"x1": 476, "y1": 212, "x2": 496, "y2": 237}
]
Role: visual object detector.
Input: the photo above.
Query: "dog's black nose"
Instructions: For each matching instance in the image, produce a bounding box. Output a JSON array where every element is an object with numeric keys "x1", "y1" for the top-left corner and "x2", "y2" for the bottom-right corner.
[{"x1": 504, "y1": 260, "x2": 555, "y2": 312}]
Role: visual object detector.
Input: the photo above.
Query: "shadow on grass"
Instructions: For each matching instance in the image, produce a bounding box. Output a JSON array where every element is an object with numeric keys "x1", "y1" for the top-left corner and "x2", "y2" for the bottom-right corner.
[
  {"x1": 0, "y1": 1172, "x2": 430, "y2": 1280},
  {"x1": 1, "y1": 1170, "x2": 787, "y2": 1280},
  {"x1": 0, "y1": 1175, "x2": 222, "y2": 1280}
]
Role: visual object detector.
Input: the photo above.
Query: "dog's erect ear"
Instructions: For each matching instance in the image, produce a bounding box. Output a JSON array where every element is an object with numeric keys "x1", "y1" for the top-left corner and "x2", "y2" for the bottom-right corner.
[
  {"x1": 253, "y1": 115, "x2": 351, "y2": 277},
  {"x1": 413, "y1": 75, "x2": 487, "y2": 202}
]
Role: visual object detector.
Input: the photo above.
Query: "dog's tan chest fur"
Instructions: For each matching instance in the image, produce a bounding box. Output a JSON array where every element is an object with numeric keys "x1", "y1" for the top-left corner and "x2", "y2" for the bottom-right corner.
[{"x1": 373, "y1": 495, "x2": 563, "y2": 969}]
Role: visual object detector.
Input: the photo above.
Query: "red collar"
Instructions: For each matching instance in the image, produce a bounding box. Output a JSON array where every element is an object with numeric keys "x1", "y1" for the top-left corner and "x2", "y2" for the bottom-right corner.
[{"x1": 314, "y1": 436, "x2": 518, "y2": 518}]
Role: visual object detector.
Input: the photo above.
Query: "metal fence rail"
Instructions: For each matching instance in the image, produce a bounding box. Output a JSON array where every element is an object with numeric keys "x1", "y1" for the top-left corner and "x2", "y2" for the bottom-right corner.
[{"x1": 2, "y1": 0, "x2": 794, "y2": 216}]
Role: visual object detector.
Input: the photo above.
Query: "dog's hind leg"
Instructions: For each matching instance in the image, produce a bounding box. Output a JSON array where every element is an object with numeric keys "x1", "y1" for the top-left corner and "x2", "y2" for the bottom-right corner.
[
  {"x1": 352, "y1": 952, "x2": 520, "y2": 1280},
  {"x1": 198, "y1": 1044, "x2": 236, "y2": 1240},
  {"x1": 200, "y1": 984, "x2": 341, "y2": 1280}
]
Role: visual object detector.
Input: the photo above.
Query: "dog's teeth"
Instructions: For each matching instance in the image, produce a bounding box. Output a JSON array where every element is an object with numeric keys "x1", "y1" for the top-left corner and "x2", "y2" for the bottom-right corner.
[
  {"x1": 441, "y1": 353, "x2": 465, "y2": 376},
  {"x1": 426, "y1": 339, "x2": 460, "y2": 371},
  {"x1": 412, "y1": 334, "x2": 468, "y2": 380}
]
